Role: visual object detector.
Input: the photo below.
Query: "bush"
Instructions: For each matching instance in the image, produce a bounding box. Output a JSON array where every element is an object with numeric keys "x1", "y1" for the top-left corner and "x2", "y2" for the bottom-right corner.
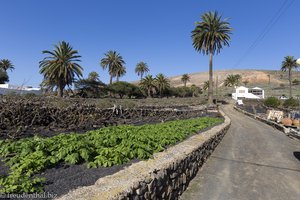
[
  {"x1": 75, "y1": 79, "x2": 107, "y2": 98},
  {"x1": 108, "y1": 81, "x2": 144, "y2": 99},
  {"x1": 292, "y1": 79, "x2": 300, "y2": 85},
  {"x1": 283, "y1": 98, "x2": 299, "y2": 108},
  {"x1": 264, "y1": 97, "x2": 281, "y2": 108}
]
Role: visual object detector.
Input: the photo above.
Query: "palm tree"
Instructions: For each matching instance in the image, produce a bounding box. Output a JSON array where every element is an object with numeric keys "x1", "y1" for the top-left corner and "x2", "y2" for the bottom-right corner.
[
  {"x1": 100, "y1": 50, "x2": 125, "y2": 84},
  {"x1": 0, "y1": 70, "x2": 9, "y2": 84},
  {"x1": 140, "y1": 75, "x2": 156, "y2": 98},
  {"x1": 155, "y1": 73, "x2": 170, "y2": 98},
  {"x1": 281, "y1": 56, "x2": 298, "y2": 98},
  {"x1": 135, "y1": 62, "x2": 149, "y2": 81},
  {"x1": 115, "y1": 65, "x2": 126, "y2": 82},
  {"x1": 203, "y1": 80, "x2": 210, "y2": 91},
  {"x1": 224, "y1": 74, "x2": 241, "y2": 87},
  {"x1": 88, "y1": 71, "x2": 100, "y2": 81},
  {"x1": 267, "y1": 74, "x2": 271, "y2": 85},
  {"x1": 181, "y1": 74, "x2": 190, "y2": 87},
  {"x1": 0, "y1": 59, "x2": 14, "y2": 72},
  {"x1": 39, "y1": 41, "x2": 83, "y2": 97},
  {"x1": 192, "y1": 11, "x2": 232, "y2": 104}
]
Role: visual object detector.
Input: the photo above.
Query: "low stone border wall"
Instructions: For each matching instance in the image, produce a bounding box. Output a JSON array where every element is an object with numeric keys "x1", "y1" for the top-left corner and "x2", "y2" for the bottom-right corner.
[
  {"x1": 234, "y1": 106, "x2": 300, "y2": 140},
  {"x1": 57, "y1": 110, "x2": 231, "y2": 200}
]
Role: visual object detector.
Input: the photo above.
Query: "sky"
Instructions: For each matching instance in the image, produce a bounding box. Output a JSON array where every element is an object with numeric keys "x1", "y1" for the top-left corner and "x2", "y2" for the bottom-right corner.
[{"x1": 0, "y1": 0, "x2": 299, "y2": 87}]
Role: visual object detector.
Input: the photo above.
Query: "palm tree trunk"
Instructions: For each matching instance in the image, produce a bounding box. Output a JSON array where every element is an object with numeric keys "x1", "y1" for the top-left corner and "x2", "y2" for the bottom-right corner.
[
  {"x1": 208, "y1": 52, "x2": 213, "y2": 104},
  {"x1": 116, "y1": 76, "x2": 119, "y2": 82},
  {"x1": 148, "y1": 88, "x2": 151, "y2": 98},
  {"x1": 58, "y1": 84, "x2": 64, "y2": 97},
  {"x1": 140, "y1": 74, "x2": 143, "y2": 81},
  {"x1": 109, "y1": 75, "x2": 113, "y2": 84},
  {"x1": 289, "y1": 69, "x2": 292, "y2": 98},
  {"x1": 184, "y1": 82, "x2": 186, "y2": 87},
  {"x1": 160, "y1": 88, "x2": 162, "y2": 98}
]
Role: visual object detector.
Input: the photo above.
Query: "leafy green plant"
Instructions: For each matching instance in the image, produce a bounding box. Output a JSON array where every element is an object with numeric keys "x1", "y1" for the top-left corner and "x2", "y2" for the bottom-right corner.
[
  {"x1": 264, "y1": 97, "x2": 281, "y2": 108},
  {"x1": 0, "y1": 117, "x2": 222, "y2": 193},
  {"x1": 283, "y1": 97, "x2": 299, "y2": 108}
]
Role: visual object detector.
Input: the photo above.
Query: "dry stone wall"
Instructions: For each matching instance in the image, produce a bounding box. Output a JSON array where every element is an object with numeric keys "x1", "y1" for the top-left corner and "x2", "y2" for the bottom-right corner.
[
  {"x1": 0, "y1": 98, "x2": 214, "y2": 139},
  {"x1": 57, "y1": 110, "x2": 231, "y2": 200}
]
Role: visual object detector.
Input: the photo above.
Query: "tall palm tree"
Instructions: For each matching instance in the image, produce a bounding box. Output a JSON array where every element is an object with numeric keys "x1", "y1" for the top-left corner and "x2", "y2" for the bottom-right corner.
[
  {"x1": 192, "y1": 11, "x2": 232, "y2": 104},
  {"x1": 115, "y1": 65, "x2": 126, "y2": 82},
  {"x1": 267, "y1": 74, "x2": 271, "y2": 85},
  {"x1": 0, "y1": 59, "x2": 14, "y2": 72},
  {"x1": 0, "y1": 70, "x2": 9, "y2": 84},
  {"x1": 155, "y1": 73, "x2": 170, "y2": 98},
  {"x1": 135, "y1": 62, "x2": 150, "y2": 81},
  {"x1": 281, "y1": 56, "x2": 298, "y2": 98},
  {"x1": 100, "y1": 50, "x2": 125, "y2": 84},
  {"x1": 140, "y1": 75, "x2": 156, "y2": 98},
  {"x1": 181, "y1": 74, "x2": 190, "y2": 87},
  {"x1": 39, "y1": 41, "x2": 83, "y2": 97},
  {"x1": 224, "y1": 74, "x2": 241, "y2": 87}
]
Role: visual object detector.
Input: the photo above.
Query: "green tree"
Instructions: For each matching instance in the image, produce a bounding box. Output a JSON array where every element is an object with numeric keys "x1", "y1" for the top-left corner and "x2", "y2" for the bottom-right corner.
[
  {"x1": 40, "y1": 78, "x2": 56, "y2": 94},
  {"x1": 155, "y1": 73, "x2": 170, "y2": 98},
  {"x1": 224, "y1": 74, "x2": 241, "y2": 87},
  {"x1": 75, "y1": 78, "x2": 106, "y2": 98},
  {"x1": 0, "y1": 59, "x2": 14, "y2": 72},
  {"x1": 140, "y1": 75, "x2": 156, "y2": 98},
  {"x1": 181, "y1": 74, "x2": 190, "y2": 87},
  {"x1": 88, "y1": 71, "x2": 100, "y2": 81},
  {"x1": 203, "y1": 80, "x2": 213, "y2": 91},
  {"x1": 0, "y1": 70, "x2": 9, "y2": 84},
  {"x1": 115, "y1": 65, "x2": 126, "y2": 82},
  {"x1": 100, "y1": 50, "x2": 125, "y2": 84},
  {"x1": 192, "y1": 11, "x2": 232, "y2": 104},
  {"x1": 135, "y1": 62, "x2": 149, "y2": 81},
  {"x1": 292, "y1": 79, "x2": 300, "y2": 85},
  {"x1": 242, "y1": 80, "x2": 249, "y2": 86},
  {"x1": 108, "y1": 81, "x2": 142, "y2": 99},
  {"x1": 281, "y1": 56, "x2": 298, "y2": 98},
  {"x1": 191, "y1": 84, "x2": 202, "y2": 97},
  {"x1": 39, "y1": 41, "x2": 83, "y2": 97}
]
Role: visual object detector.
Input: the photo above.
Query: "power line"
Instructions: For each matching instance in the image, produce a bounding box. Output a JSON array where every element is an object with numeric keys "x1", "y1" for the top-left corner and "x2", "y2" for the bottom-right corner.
[{"x1": 234, "y1": 0, "x2": 295, "y2": 67}]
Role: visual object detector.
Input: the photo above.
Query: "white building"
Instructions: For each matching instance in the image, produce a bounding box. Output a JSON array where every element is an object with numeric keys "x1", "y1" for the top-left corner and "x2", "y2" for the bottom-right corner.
[
  {"x1": 232, "y1": 86, "x2": 264, "y2": 100},
  {"x1": 0, "y1": 84, "x2": 40, "y2": 91}
]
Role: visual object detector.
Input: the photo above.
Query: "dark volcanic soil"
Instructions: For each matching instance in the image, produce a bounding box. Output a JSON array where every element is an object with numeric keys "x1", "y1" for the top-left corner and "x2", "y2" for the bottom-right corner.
[{"x1": 42, "y1": 160, "x2": 139, "y2": 199}]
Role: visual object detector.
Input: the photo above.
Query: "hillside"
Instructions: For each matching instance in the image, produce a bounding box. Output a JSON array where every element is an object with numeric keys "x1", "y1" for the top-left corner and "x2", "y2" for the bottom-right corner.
[{"x1": 169, "y1": 69, "x2": 300, "y2": 87}]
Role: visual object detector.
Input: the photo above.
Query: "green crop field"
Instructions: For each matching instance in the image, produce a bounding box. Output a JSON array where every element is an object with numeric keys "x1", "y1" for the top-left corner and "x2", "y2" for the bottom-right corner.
[{"x1": 0, "y1": 117, "x2": 223, "y2": 193}]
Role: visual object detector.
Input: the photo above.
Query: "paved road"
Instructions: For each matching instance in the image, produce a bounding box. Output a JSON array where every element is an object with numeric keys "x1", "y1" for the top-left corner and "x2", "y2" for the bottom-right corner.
[{"x1": 180, "y1": 105, "x2": 300, "y2": 200}]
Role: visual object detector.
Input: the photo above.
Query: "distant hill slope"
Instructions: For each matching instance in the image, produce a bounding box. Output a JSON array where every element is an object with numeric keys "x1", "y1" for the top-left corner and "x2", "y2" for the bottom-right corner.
[{"x1": 169, "y1": 69, "x2": 300, "y2": 87}]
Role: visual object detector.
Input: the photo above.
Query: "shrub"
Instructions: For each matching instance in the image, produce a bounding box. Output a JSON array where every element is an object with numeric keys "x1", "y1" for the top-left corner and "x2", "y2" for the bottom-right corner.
[
  {"x1": 283, "y1": 98, "x2": 299, "y2": 108},
  {"x1": 292, "y1": 79, "x2": 300, "y2": 85},
  {"x1": 264, "y1": 97, "x2": 281, "y2": 108},
  {"x1": 108, "y1": 81, "x2": 144, "y2": 99}
]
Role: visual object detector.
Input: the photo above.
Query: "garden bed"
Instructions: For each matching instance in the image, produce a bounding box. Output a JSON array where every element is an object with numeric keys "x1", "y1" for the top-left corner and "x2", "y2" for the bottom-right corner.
[{"x1": 0, "y1": 117, "x2": 223, "y2": 199}]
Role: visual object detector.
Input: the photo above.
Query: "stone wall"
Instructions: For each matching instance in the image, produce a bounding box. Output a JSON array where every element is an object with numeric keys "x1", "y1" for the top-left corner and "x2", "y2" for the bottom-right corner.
[
  {"x1": 57, "y1": 110, "x2": 231, "y2": 200},
  {"x1": 0, "y1": 97, "x2": 214, "y2": 139}
]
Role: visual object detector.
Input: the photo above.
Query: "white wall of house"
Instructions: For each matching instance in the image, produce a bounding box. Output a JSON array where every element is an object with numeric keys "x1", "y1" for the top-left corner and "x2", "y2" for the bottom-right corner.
[
  {"x1": 0, "y1": 84, "x2": 40, "y2": 91},
  {"x1": 232, "y1": 86, "x2": 264, "y2": 100}
]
